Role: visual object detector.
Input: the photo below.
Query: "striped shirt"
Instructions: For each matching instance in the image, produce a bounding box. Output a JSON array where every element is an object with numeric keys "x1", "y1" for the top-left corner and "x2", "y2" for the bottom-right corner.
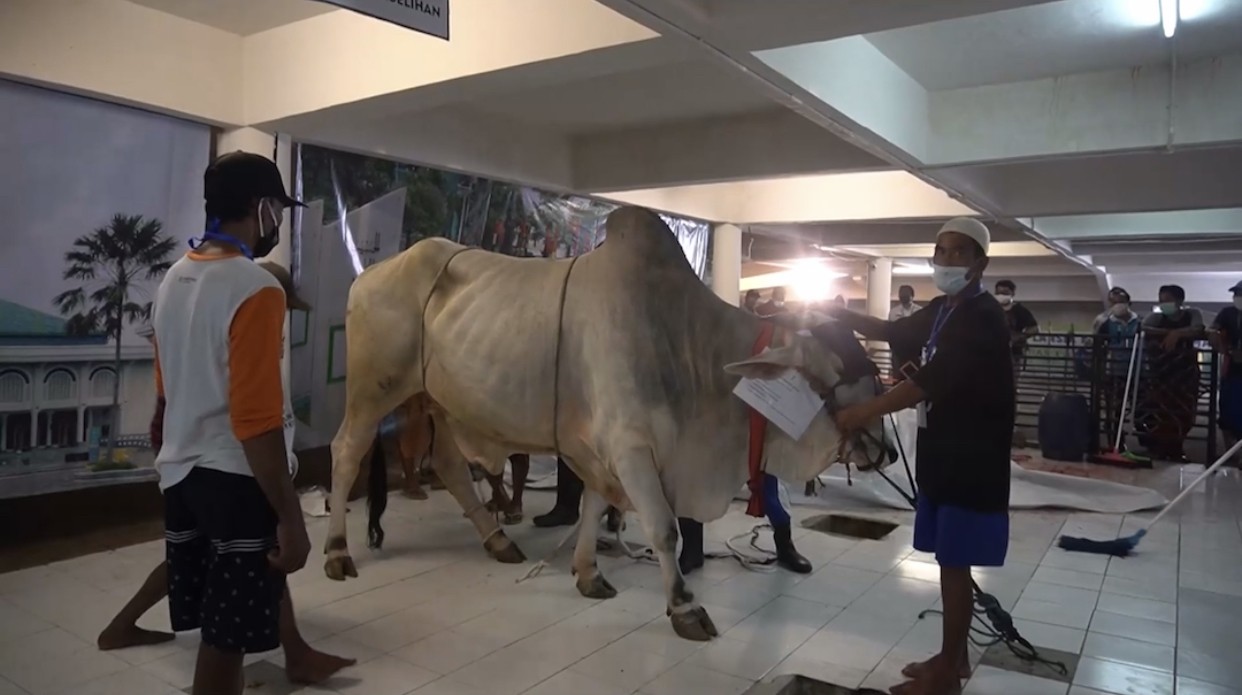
[{"x1": 152, "y1": 251, "x2": 287, "y2": 491}]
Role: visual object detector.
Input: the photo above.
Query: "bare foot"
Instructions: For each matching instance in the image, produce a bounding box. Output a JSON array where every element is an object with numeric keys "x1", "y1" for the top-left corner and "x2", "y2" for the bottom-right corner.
[
  {"x1": 97, "y1": 624, "x2": 175, "y2": 651},
  {"x1": 285, "y1": 647, "x2": 356, "y2": 685},
  {"x1": 901, "y1": 655, "x2": 970, "y2": 681}
]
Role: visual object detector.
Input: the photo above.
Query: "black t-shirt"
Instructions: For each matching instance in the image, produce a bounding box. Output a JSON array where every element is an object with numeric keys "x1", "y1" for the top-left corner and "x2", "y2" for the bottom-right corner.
[
  {"x1": 1213, "y1": 306, "x2": 1242, "y2": 350},
  {"x1": 888, "y1": 291, "x2": 1014, "y2": 513},
  {"x1": 1005, "y1": 303, "x2": 1038, "y2": 357}
]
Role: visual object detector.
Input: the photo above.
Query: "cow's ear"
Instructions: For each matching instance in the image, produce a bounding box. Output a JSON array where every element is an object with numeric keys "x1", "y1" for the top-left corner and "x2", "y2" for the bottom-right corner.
[{"x1": 724, "y1": 345, "x2": 801, "y2": 380}]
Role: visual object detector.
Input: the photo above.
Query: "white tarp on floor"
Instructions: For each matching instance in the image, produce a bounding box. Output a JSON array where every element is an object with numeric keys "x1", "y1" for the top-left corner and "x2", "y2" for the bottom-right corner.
[{"x1": 787, "y1": 409, "x2": 1168, "y2": 514}]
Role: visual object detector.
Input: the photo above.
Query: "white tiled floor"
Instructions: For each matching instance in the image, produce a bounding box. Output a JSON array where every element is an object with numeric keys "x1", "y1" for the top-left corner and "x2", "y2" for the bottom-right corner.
[{"x1": 3, "y1": 463, "x2": 1242, "y2": 695}]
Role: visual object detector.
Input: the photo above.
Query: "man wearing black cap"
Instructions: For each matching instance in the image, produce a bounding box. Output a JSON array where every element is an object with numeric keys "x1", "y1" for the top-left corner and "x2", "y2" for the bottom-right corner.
[{"x1": 147, "y1": 151, "x2": 328, "y2": 694}]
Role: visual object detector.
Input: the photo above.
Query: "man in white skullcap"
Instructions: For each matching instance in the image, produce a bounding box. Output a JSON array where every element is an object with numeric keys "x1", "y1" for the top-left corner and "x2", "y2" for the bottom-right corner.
[{"x1": 828, "y1": 218, "x2": 1014, "y2": 695}]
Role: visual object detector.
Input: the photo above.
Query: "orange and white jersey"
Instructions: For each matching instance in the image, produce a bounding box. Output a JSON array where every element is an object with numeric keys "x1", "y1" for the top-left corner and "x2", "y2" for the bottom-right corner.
[{"x1": 152, "y1": 250, "x2": 287, "y2": 491}]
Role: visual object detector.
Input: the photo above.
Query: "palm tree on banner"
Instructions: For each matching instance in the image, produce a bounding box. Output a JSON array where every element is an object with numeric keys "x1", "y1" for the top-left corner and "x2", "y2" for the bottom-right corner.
[{"x1": 53, "y1": 214, "x2": 177, "y2": 465}]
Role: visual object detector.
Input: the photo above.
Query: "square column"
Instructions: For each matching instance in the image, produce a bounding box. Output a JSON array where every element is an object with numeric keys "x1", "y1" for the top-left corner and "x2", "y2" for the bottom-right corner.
[{"x1": 711, "y1": 224, "x2": 743, "y2": 306}]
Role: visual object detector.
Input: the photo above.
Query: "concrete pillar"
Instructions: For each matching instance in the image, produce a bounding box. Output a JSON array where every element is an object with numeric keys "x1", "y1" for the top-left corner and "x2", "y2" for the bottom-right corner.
[
  {"x1": 866, "y1": 258, "x2": 893, "y2": 320},
  {"x1": 214, "y1": 128, "x2": 295, "y2": 382},
  {"x1": 711, "y1": 224, "x2": 743, "y2": 306}
]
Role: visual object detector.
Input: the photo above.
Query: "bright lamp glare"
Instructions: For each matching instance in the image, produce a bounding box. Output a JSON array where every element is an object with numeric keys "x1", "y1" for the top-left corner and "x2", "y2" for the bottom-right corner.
[
  {"x1": 1160, "y1": 0, "x2": 1179, "y2": 37},
  {"x1": 790, "y1": 260, "x2": 843, "y2": 302}
]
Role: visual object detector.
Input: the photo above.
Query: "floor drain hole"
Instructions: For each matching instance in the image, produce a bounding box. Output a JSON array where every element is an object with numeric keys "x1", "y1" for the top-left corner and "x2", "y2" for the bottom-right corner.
[
  {"x1": 743, "y1": 674, "x2": 887, "y2": 694},
  {"x1": 802, "y1": 514, "x2": 897, "y2": 540}
]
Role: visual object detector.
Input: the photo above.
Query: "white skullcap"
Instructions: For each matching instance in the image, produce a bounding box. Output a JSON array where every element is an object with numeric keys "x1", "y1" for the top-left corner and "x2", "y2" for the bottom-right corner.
[{"x1": 937, "y1": 217, "x2": 990, "y2": 256}]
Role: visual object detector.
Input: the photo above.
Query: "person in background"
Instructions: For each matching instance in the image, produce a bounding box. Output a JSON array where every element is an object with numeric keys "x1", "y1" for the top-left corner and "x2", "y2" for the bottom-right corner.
[
  {"x1": 743, "y1": 289, "x2": 761, "y2": 313},
  {"x1": 833, "y1": 294, "x2": 847, "y2": 309},
  {"x1": 1140, "y1": 285, "x2": 1204, "y2": 462},
  {"x1": 831, "y1": 217, "x2": 1013, "y2": 695},
  {"x1": 1093, "y1": 287, "x2": 1138, "y2": 333},
  {"x1": 994, "y1": 279, "x2": 1038, "y2": 372},
  {"x1": 1210, "y1": 281, "x2": 1242, "y2": 464},
  {"x1": 100, "y1": 238, "x2": 353, "y2": 688},
  {"x1": 889, "y1": 285, "x2": 920, "y2": 321},
  {"x1": 1094, "y1": 288, "x2": 1142, "y2": 448},
  {"x1": 889, "y1": 285, "x2": 922, "y2": 381},
  {"x1": 755, "y1": 287, "x2": 787, "y2": 317}
]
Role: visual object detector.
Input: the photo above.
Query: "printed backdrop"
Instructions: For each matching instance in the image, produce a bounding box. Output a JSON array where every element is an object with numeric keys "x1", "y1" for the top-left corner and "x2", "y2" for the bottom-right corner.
[{"x1": 289, "y1": 144, "x2": 711, "y2": 448}]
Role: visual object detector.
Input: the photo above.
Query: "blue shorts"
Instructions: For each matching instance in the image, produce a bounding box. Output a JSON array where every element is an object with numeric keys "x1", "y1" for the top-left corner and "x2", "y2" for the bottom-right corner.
[{"x1": 914, "y1": 496, "x2": 1009, "y2": 568}]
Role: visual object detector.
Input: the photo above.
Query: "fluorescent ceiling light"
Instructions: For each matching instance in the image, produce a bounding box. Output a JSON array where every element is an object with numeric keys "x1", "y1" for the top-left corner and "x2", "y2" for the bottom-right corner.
[
  {"x1": 893, "y1": 263, "x2": 933, "y2": 276},
  {"x1": 1160, "y1": 0, "x2": 1179, "y2": 37}
]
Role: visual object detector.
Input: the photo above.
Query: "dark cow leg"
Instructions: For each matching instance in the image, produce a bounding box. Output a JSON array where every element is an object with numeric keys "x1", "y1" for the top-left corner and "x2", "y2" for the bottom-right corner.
[
  {"x1": 572, "y1": 489, "x2": 616, "y2": 599},
  {"x1": 612, "y1": 449, "x2": 718, "y2": 641}
]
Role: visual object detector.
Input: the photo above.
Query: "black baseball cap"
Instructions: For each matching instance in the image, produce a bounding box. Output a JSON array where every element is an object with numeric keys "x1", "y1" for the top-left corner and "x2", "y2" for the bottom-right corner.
[
  {"x1": 204, "y1": 151, "x2": 304, "y2": 209},
  {"x1": 1229, "y1": 281, "x2": 1242, "y2": 294}
]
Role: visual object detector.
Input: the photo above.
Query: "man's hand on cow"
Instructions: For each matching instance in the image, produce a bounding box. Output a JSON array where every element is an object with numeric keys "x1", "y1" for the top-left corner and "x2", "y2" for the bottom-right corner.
[{"x1": 835, "y1": 402, "x2": 875, "y2": 433}]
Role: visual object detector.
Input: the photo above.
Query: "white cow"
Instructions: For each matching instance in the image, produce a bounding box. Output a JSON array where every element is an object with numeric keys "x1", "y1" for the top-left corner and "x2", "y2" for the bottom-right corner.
[{"x1": 323, "y1": 206, "x2": 887, "y2": 640}]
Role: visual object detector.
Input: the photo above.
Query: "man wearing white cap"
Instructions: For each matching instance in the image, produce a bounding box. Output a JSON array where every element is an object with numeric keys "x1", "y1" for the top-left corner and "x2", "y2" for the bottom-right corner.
[{"x1": 828, "y1": 217, "x2": 1014, "y2": 695}]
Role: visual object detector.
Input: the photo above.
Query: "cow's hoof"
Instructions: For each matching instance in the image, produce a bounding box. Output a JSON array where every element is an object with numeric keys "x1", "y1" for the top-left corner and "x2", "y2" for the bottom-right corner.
[
  {"x1": 324, "y1": 555, "x2": 358, "y2": 581},
  {"x1": 668, "y1": 606, "x2": 718, "y2": 641},
  {"x1": 486, "y1": 540, "x2": 527, "y2": 564},
  {"x1": 576, "y1": 573, "x2": 618, "y2": 599},
  {"x1": 502, "y1": 510, "x2": 524, "y2": 526}
]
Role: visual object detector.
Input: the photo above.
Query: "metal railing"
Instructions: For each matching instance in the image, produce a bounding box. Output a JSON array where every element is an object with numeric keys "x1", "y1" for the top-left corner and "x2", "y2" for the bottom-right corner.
[{"x1": 868, "y1": 332, "x2": 1221, "y2": 463}]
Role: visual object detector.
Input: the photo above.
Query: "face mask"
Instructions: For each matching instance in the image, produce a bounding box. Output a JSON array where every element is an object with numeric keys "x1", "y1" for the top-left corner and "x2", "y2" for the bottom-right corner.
[
  {"x1": 996, "y1": 293, "x2": 1014, "y2": 306},
  {"x1": 1159, "y1": 302, "x2": 1179, "y2": 315},
  {"x1": 1234, "y1": 297, "x2": 1242, "y2": 310},
  {"x1": 1110, "y1": 303, "x2": 1130, "y2": 317},
  {"x1": 932, "y1": 264, "x2": 970, "y2": 296},
  {"x1": 252, "y1": 199, "x2": 281, "y2": 259}
]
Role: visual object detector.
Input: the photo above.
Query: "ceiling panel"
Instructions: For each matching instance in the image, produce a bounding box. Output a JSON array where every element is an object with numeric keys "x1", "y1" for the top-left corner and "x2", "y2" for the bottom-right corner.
[
  {"x1": 867, "y1": 0, "x2": 1242, "y2": 90},
  {"x1": 927, "y1": 146, "x2": 1242, "y2": 217},
  {"x1": 126, "y1": 0, "x2": 334, "y2": 35}
]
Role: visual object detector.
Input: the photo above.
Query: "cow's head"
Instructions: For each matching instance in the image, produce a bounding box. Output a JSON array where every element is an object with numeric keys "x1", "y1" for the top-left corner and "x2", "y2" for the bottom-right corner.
[{"x1": 723, "y1": 323, "x2": 892, "y2": 481}]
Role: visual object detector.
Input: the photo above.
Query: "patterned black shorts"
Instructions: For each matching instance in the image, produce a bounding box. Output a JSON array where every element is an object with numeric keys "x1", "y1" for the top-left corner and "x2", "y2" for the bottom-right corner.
[{"x1": 164, "y1": 467, "x2": 286, "y2": 654}]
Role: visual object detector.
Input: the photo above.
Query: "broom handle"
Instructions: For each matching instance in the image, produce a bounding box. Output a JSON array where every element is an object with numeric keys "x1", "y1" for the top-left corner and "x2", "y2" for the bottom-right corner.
[
  {"x1": 1113, "y1": 330, "x2": 1142, "y2": 452},
  {"x1": 1145, "y1": 438, "x2": 1242, "y2": 529}
]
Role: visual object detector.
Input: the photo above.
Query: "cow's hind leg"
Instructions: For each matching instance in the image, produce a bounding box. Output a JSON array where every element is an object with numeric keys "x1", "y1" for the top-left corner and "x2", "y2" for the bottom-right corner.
[
  {"x1": 612, "y1": 449, "x2": 717, "y2": 641},
  {"x1": 572, "y1": 489, "x2": 615, "y2": 599},
  {"x1": 429, "y1": 416, "x2": 526, "y2": 564}
]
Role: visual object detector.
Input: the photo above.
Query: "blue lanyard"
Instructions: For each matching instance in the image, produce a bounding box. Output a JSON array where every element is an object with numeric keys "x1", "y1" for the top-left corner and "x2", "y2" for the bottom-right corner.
[
  {"x1": 926, "y1": 286, "x2": 984, "y2": 357},
  {"x1": 189, "y1": 220, "x2": 254, "y2": 259}
]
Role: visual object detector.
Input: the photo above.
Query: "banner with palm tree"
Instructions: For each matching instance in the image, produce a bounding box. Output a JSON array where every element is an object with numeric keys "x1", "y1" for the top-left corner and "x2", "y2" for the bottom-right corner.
[{"x1": 0, "y1": 78, "x2": 211, "y2": 498}]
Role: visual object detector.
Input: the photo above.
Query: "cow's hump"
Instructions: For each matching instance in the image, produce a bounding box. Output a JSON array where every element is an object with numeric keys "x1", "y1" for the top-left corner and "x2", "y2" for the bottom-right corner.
[{"x1": 601, "y1": 207, "x2": 694, "y2": 275}]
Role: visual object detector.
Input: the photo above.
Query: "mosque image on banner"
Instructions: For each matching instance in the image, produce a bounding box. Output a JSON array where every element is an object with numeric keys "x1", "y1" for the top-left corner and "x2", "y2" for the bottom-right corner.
[
  {"x1": 289, "y1": 144, "x2": 711, "y2": 449},
  {"x1": 0, "y1": 79, "x2": 211, "y2": 498}
]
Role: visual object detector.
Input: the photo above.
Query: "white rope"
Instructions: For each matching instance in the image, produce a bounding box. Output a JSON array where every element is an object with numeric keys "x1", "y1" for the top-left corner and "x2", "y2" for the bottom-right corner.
[
  {"x1": 517, "y1": 510, "x2": 782, "y2": 583},
  {"x1": 517, "y1": 521, "x2": 581, "y2": 583}
]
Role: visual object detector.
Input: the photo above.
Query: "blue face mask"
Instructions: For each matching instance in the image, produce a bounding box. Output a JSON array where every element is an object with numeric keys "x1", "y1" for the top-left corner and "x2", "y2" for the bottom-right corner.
[{"x1": 932, "y1": 264, "x2": 970, "y2": 296}]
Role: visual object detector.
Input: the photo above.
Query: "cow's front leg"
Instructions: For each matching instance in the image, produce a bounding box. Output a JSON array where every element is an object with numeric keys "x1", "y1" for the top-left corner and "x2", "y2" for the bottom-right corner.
[
  {"x1": 613, "y1": 449, "x2": 718, "y2": 641},
  {"x1": 572, "y1": 489, "x2": 616, "y2": 599}
]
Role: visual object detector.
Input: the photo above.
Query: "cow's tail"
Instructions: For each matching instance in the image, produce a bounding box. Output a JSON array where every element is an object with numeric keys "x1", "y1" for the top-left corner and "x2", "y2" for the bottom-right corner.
[{"x1": 366, "y1": 431, "x2": 388, "y2": 550}]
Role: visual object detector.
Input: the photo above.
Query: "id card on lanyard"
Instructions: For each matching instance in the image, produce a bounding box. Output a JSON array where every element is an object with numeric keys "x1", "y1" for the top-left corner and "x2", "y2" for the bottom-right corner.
[{"x1": 917, "y1": 289, "x2": 983, "y2": 428}]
